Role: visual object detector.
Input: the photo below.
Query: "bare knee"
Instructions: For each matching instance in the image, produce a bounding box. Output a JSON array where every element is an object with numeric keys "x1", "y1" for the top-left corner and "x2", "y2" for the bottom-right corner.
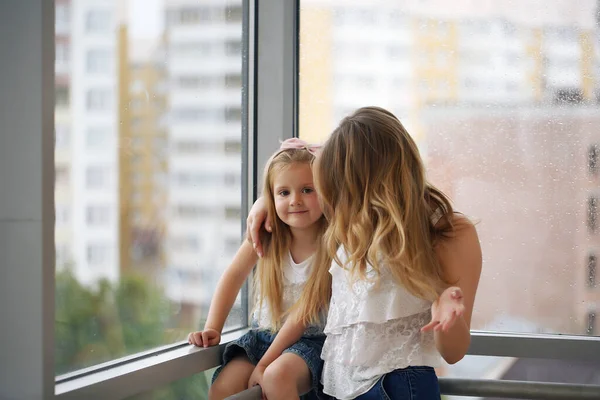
[{"x1": 262, "y1": 363, "x2": 300, "y2": 399}]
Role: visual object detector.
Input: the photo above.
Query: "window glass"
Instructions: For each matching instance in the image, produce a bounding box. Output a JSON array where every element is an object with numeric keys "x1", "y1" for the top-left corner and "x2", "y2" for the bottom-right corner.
[
  {"x1": 54, "y1": 1, "x2": 245, "y2": 380},
  {"x1": 300, "y1": 0, "x2": 600, "y2": 389}
]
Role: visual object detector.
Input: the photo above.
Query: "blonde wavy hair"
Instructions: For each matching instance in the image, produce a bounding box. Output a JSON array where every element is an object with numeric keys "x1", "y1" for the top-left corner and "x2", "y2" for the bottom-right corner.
[
  {"x1": 314, "y1": 106, "x2": 454, "y2": 301},
  {"x1": 254, "y1": 148, "x2": 332, "y2": 331}
]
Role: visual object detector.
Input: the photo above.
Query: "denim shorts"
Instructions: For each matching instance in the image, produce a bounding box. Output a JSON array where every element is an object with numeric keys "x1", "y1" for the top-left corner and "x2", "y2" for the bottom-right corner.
[
  {"x1": 355, "y1": 366, "x2": 441, "y2": 400},
  {"x1": 212, "y1": 329, "x2": 328, "y2": 399}
]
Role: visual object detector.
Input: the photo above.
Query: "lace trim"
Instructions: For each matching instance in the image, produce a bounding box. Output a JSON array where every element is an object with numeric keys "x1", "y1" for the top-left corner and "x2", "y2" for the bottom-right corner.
[
  {"x1": 321, "y1": 312, "x2": 442, "y2": 399},
  {"x1": 325, "y1": 265, "x2": 430, "y2": 331}
]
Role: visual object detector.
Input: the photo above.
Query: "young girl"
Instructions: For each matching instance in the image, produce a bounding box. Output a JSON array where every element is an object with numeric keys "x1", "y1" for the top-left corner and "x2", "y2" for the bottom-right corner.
[
  {"x1": 188, "y1": 139, "x2": 332, "y2": 400},
  {"x1": 247, "y1": 106, "x2": 482, "y2": 400}
]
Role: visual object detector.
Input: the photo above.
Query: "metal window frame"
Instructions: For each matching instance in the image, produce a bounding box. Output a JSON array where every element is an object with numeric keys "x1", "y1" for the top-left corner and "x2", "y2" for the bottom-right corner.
[{"x1": 3, "y1": 0, "x2": 600, "y2": 399}]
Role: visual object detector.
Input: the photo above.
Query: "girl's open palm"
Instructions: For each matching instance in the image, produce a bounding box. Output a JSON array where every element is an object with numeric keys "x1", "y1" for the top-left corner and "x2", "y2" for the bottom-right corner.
[{"x1": 421, "y1": 286, "x2": 465, "y2": 333}]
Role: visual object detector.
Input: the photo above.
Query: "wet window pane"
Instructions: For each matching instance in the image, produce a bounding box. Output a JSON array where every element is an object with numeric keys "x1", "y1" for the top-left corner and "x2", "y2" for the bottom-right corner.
[{"x1": 300, "y1": 0, "x2": 600, "y2": 338}]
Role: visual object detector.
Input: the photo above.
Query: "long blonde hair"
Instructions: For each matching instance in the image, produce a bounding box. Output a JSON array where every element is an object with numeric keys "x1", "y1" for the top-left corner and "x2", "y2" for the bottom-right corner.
[
  {"x1": 314, "y1": 106, "x2": 454, "y2": 301},
  {"x1": 255, "y1": 147, "x2": 331, "y2": 330}
]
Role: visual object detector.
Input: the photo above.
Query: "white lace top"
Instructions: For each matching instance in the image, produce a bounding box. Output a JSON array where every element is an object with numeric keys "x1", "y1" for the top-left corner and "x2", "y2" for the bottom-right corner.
[
  {"x1": 321, "y1": 246, "x2": 442, "y2": 399},
  {"x1": 252, "y1": 251, "x2": 315, "y2": 331}
]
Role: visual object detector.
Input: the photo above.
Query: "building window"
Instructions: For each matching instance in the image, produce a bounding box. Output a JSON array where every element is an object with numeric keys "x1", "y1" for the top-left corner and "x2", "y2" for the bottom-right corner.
[
  {"x1": 225, "y1": 107, "x2": 242, "y2": 121},
  {"x1": 87, "y1": 127, "x2": 109, "y2": 149},
  {"x1": 86, "y1": 89, "x2": 111, "y2": 111},
  {"x1": 55, "y1": 125, "x2": 70, "y2": 149},
  {"x1": 224, "y1": 139, "x2": 242, "y2": 154},
  {"x1": 589, "y1": 144, "x2": 599, "y2": 176},
  {"x1": 589, "y1": 253, "x2": 597, "y2": 288},
  {"x1": 224, "y1": 238, "x2": 241, "y2": 255},
  {"x1": 56, "y1": 42, "x2": 70, "y2": 64},
  {"x1": 170, "y1": 235, "x2": 200, "y2": 251},
  {"x1": 225, "y1": 40, "x2": 242, "y2": 56},
  {"x1": 86, "y1": 166, "x2": 107, "y2": 189},
  {"x1": 587, "y1": 312, "x2": 596, "y2": 335},
  {"x1": 55, "y1": 86, "x2": 70, "y2": 108},
  {"x1": 175, "y1": 204, "x2": 210, "y2": 219},
  {"x1": 225, "y1": 74, "x2": 242, "y2": 88},
  {"x1": 226, "y1": 5, "x2": 243, "y2": 22},
  {"x1": 588, "y1": 196, "x2": 598, "y2": 233},
  {"x1": 55, "y1": 166, "x2": 70, "y2": 186},
  {"x1": 86, "y1": 10, "x2": 111, "y2": 33},
  {"x1": 87, "y1": 244, "x2": 109, "y2": 265},
  {"x1": 55, "y1": 205, "x2": 70, "y2": 225},
  {"x1": 225, "y1": 207, "x2": 241, "y2": 220},
  {"x1": 86, "y1": 205, "x2": 110, "y2": 226},
  {"x1": 224, "y1": 173, "x2": 240, "y2": 187},
  {"x1": 86, "y1": 49, "x2": 111, "y2": 74},
  {"x1": 55, "y1": 3, "x2": 70, "y2": 31}
]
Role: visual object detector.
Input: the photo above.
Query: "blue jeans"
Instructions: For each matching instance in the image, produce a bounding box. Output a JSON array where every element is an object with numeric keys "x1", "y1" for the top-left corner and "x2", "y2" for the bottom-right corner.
[{"x1": 355, "y1": 367, "x2": 441, "y2": 400}]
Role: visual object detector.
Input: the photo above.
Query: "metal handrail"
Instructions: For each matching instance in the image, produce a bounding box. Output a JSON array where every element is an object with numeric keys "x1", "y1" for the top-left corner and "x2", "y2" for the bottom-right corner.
[{"x1": 224, "y1": 379, "x2": 600, "y2": 400}]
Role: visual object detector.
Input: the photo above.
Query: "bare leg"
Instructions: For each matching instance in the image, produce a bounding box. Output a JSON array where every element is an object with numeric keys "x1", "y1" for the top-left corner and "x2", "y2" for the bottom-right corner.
[
  {"x1": 208, "y1": 355, "x2": 255, "y2": 400},
  {"x1": 261, "y1": 353, "x2": 312, "y2": 400}
]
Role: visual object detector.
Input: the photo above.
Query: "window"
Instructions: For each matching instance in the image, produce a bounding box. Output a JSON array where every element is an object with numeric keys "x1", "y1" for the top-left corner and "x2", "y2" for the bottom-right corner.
[
  {"x1": 175, "y1": 204, "x2": 211, "y2": 219},
  {"x1": 86, "y1": 89, "x2": 111, "y2": 111},
  {"x1": 224, "y1": 173, "x2": 240, "y2": 186},
  {"x1": 589, "y1": 253, "x2": 597, "y2": 288},
  {"x1": 225, "y1": 73, "x2": 242, "y2": 88},
  {"x1": 86, "y1": 205, "x2": 110, "y2": 226},
  {"x1": 86, "y1": 10, "x2": 111, "y2": 33},
  {"x1": 225, "y1": 206, "x2": 241, "y2": 220},
  {"x1": 226, "y1": 5, "x2": 243, "y2": 22},
  {"x1": 55, "y1": 3, "x2": 70, "y2": 32},
  {"x1": 55, "y1": 205, "x2": 70, "y2": 225},
  {"x1": 87, "y1": 243, "x2": 109, "y2": 265},
  {"x1": 170, "y1": 235, "x2": 200, "y2": 251},
  {"x1": 225, "y1": 107, "x2": 242, "y2": 121},
  {"x1": 300, "y1": 0, "x2": 600, "y2": 343},
  {"x1": 0, "y1": 0, "x2": 244, "y2": 397},
  {"x1": 86, "y1": 49, "x2": 111, "y2": 74},
  {"x1": 55, "y1": 86, "x2": 69, "y2": 108},
  {"x1": 172, "y1": 108, "x2": 224, "y2": 122},
  {"x1": 51, "y1": 0, "x2": 244, "y2": 385},
  {"x1": 55, "y1": 125, "x2": 70, "y2": 149},
  {"x1": 299, "y1": 1, "x2": 600, "y2": 391},
  {"x1": 224, "y1": 139, "x2": 242, "y2": 154},
  {"x1": 86, "y1": 166, "x2": 107, "y2": 189},
  {"x1": 589, "y1": 144, "x2": 599, "y2": 176},
  {"x1": 55, "y1": 166, "x2": 70, "y2": 185},
  {"x1": 225, "y1": 40, "x2": 242, "y2": 56},
  {"x1": 87, "y1": 127, "x2": 109, "y2": 149},
  {"x1": 589, "y1": 196, "x2": 598, "y2": 233},
  {"x1": 56, "y1": 42, "x2": 69, "y2": 64}
]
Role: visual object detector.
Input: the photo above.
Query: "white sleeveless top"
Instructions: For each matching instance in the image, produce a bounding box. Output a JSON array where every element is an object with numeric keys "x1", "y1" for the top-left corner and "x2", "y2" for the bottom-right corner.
[
  {"x1": 252, "y1": 251, "x2": 314, "y2": 330},
  {"x1": 321, "y1": 246, "x2": 443, "y2": 399}
]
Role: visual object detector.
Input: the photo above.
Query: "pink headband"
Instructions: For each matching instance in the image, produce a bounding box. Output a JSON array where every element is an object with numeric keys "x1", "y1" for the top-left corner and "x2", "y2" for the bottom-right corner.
[{"x1": 278, "y1": 138, "x2": 321, "y2": 155}]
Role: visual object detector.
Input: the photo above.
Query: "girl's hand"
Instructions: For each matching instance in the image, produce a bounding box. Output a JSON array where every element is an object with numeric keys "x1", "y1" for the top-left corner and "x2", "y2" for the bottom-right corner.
[
  {"x1": 245, "y1": 197, "x2": 270, "y2": 258},
  {"x1": 187, "y1": 328, "x2": 221, "y2": 348},
  {"x1": 247, "y1": 364, "x2": 266, "y2": 391},
  {"x1": 421, "y1": 287, "x2": 465, "y2": 333}
]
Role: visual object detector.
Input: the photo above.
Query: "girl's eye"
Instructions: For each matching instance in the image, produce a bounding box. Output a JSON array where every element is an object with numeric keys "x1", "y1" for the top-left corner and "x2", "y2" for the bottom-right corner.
[
  {"x1": 279, "y1": 190, "x2": 290, "y2": 196},
  {"x1": 302, "y1": 188, "x2": 314, "y2": 194}
]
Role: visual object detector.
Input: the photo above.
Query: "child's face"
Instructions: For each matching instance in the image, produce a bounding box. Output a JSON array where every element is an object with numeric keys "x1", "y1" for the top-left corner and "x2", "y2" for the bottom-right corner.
[{"x1": 272, "y1": 163, "x2": 323, "y2": 230}]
